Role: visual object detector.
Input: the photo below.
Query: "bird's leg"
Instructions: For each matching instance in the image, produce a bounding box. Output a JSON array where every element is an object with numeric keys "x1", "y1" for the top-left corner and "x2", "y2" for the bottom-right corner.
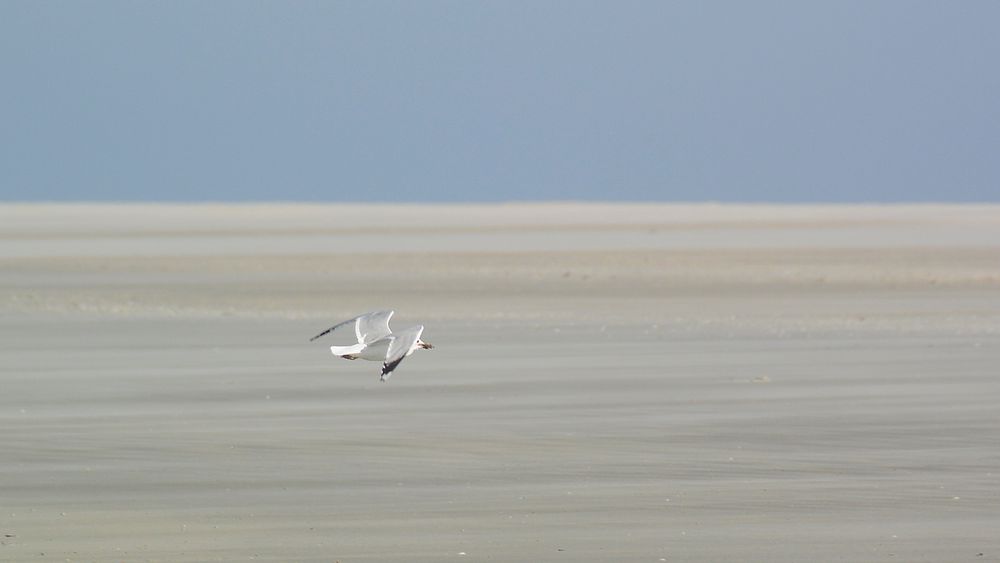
[{"x1": 341, "y1": 354, "x2": 359, "y2": 360}]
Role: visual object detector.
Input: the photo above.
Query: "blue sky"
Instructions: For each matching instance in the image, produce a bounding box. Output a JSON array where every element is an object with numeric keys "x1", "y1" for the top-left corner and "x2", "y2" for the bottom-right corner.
[{"x1": 2, "y1": 1, "x2": 998, "y2": 202}]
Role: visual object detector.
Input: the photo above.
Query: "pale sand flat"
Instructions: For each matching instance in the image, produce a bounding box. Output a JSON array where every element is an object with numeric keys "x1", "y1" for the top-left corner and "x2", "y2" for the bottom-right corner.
[{"x1": 1, "y1": 204, "x2": 998, "y2": 561}]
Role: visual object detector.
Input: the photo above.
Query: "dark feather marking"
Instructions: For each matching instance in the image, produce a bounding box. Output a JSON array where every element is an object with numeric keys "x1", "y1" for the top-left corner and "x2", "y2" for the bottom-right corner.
[
  {"x1": 382, "y1": 356, "x2": 405, "y2": 377},
  {"x1": 308, "y1": 328, "x2": 333, "y2": 342},
  {"x1": 308, "y1": 318, "x2": 354, "y2": 342}
]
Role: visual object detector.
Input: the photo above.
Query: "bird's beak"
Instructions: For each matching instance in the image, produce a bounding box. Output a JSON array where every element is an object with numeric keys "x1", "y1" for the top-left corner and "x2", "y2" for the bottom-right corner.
[{"x1": 421, "y1": 341, "x2": 434, "y2": 349}]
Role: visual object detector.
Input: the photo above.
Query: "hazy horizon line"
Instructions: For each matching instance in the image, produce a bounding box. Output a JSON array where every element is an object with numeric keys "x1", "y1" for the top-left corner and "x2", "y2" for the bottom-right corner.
[{"x1": 3, "y1": 199, "x2": 999, "y2": 206}]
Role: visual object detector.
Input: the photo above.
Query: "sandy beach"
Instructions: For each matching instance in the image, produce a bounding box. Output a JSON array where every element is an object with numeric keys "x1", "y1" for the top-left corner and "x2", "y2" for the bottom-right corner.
[{"x1": 1, "y1": 203, "x2": 998, "y2": 562}]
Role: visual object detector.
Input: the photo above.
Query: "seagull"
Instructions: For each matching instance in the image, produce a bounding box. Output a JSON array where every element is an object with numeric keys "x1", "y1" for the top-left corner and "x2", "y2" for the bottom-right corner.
[{"x1": 309, "y1": 310, "x2": 434, "y2": 381}]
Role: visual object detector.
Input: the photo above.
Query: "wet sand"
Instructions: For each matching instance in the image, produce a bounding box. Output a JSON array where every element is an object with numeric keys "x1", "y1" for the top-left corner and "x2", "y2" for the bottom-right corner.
[{"x1": 2, "y1": 204, "x2": 999, "y2": 561}]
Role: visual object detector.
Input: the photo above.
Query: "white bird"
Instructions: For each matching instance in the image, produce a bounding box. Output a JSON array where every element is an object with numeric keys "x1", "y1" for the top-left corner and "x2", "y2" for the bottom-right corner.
[{"x1": 309, "y1": 310, "x2": 434, "y2": 381}]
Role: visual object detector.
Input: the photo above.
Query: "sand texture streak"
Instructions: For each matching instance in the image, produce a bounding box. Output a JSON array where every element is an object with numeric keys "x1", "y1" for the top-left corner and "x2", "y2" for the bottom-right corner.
[{"x1": 2, "y1": 204, "x2": 999, "y2": 562}]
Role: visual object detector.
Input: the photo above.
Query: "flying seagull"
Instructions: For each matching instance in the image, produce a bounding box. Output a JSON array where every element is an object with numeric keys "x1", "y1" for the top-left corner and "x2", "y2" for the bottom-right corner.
[{"x1": 309, "y1": 310, "x2": 434, "y2": 381}]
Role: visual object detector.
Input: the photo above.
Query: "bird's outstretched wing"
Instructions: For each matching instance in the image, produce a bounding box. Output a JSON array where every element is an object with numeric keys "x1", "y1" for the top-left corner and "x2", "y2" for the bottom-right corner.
[
  {"x1": 308, "y1": 310, "x2": 393, "y2": 343},
  {"x1": 309, "y1": 316, "x2": 359, "y2": 342},
  {"x1": 381, "y1": 325, "x2": 423, "y2": 381},
  {"x1": 357, "y1": 310, "x2": 394, "y2": 344}
]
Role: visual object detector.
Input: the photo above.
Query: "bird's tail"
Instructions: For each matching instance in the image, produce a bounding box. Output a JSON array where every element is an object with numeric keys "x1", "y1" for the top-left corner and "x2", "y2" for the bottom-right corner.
[{"x1": 330, "y1": 343, "x2": 366, "y2": 357}]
